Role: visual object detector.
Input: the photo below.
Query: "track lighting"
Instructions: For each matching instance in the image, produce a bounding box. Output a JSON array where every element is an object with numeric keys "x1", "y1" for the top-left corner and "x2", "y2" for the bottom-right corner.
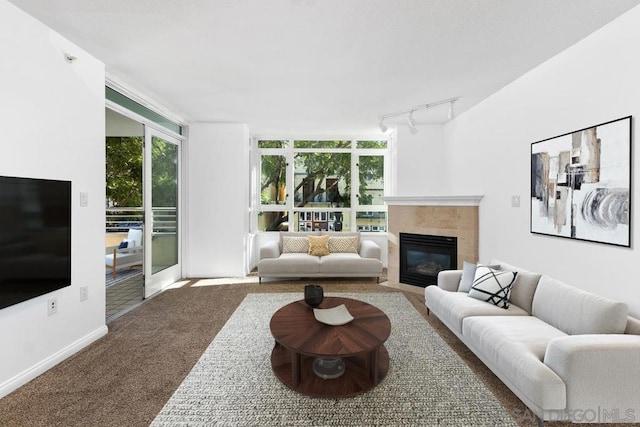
[{"x1": 378, "y1": 96, "x2": 460, "y2": 132}]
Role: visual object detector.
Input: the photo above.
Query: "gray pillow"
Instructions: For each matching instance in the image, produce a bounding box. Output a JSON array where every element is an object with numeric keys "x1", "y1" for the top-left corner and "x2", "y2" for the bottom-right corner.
[
  {"x1": 457, "y1": 261, "x2": 501, "y2": 293},
  {"x1": 457, "y1": 261, "x2": 478, "y2": 292}
]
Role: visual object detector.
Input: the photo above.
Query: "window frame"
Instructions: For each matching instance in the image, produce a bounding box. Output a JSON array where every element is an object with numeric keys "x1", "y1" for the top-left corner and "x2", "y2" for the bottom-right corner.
[{"x1": 253, "y1": 139, "x2": 390, "y2": 233}]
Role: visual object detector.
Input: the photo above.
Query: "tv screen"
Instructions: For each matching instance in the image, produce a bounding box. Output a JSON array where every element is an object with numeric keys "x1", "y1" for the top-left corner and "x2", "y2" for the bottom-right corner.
[{"x1": 0, "y1": 176, "x2": 71, "y2": 309}]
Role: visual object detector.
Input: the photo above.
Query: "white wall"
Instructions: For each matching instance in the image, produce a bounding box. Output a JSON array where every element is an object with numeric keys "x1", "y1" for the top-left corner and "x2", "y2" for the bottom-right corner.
[
  {"x1": 443, "y1": 5, "x2": 640, "y2": 316},
  {"x1": 395, "y1": 125, "x2": 449, "y2": 195},
  {"x1": 0, "y1": 0, "x2": 107, "y2": 397},
  {"x1": 187, "y1": 123, "x2": 250, "y2": 277}
]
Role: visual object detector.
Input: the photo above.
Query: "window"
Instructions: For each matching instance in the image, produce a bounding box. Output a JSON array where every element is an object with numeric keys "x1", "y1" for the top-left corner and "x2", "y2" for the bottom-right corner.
[{"x1": 254, "y1": 139, "x2": 389, "y2": 232}]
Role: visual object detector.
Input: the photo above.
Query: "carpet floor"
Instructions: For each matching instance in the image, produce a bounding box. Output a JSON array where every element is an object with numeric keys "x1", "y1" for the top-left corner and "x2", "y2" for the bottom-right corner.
[{"x1": 0, "y1": 278, "x2": 590, "y2": 427}]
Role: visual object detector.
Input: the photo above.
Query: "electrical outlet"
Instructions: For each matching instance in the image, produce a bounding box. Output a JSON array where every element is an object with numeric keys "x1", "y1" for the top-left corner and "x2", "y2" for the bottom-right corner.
[
  {"x1": 511, "y1": 195, "x2": 521, "y2": 208},
  {"x1": 80, "y1": 286, "x2": 88, "y2": 301},
  {"x1": 47, "y1": 298, "x2": 57, "y2": 315}
]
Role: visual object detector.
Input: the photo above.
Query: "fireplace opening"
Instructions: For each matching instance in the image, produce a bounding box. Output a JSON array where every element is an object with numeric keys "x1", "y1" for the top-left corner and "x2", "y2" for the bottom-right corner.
[{"x1": 399, "y1": 233, "x2": 457, "y2": 287}]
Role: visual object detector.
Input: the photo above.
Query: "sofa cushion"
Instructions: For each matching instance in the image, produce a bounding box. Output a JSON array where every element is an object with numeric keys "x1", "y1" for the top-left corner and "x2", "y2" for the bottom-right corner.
[
  {"x1": 328, "y1": 235, "x2": 359, "y2": 253},
  {"x1": 308, "y1": 235, "x2": 330, "y2": 256},
  {"x1": 532, "y1": 276, "x2": 628, "y2": 335},
  {"x1": 490, "y1": 259, "x2": 541, "y2": 315},
  {"x1": 319, "y1": 253, "x2": 382, "y2": 275},
  {"x1": 425, "y1": 287, "x2": 528, "y2": 335},
  {"x1": 463, "y1": 316, "x2": 567, "y2": 411},
  {"x1": 458, "y1": 261, "x2": 500, "y2": 292},
  {"x1": 257, "y1": 253, "x2": 320, "y2": 275},
  {"x1": 468, "y1": 265, "x2": 517, "y2": 309},
  {"x1": 126, "y1": 228, "x2": 143, "y2": 247},
  {"x1": 282, "y1": 236, "x2": 309, "y2": 253}
]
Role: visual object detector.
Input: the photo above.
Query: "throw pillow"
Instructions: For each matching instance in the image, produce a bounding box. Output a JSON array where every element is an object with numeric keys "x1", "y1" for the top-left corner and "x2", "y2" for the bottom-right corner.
[
  {"x1": 468, "y1": 265, "x2": 517, "y2": 309},
  {"x1": 328, "y1": 236, "x2": 359, "y2": 253},
  {"x1": 282, "y1": 236, "x2": 309, "y2": 253},
  {"x1": 308, "y1": 235, "x2": 330, "y2": 256},
  {"x1": 457, "y1": 261, "x2": 501, "y2": 292},
  {"x1": 118, "y1": 240, "x2": 129, "y2": 249},
  {"x1": 457, "y1": 261, "x2": 478, "y2": 292}
]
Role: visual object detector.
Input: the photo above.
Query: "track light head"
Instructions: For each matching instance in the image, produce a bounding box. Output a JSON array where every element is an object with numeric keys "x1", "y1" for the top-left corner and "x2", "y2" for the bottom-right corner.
[
  {"x1": 448, "y1": 100, "x2": 456, "y2": 120},
  {"x1": 379, "y1": 118, "x2": 388, "y2": 133},
  {"x1": 407, "y1": 111, "x2": 416, "y2": 127},
  {"x1": 407, "y1": 111, "x2": 418, "y2": 134}
]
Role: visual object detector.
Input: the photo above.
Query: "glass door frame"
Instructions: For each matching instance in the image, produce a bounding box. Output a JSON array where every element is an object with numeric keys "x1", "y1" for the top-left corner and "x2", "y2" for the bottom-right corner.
[{"x1": 143, "y1": 127, "x2": 182, "y2": 298}]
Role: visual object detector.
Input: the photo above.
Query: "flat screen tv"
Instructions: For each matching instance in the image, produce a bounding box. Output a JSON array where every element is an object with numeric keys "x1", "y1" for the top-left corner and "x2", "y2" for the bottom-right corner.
[{"x1": 0, "y1": 176, "x2": 71, "y2": 309}]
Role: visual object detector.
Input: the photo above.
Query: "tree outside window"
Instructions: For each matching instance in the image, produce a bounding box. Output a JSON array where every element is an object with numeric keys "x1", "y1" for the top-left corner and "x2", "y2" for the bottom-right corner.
[{"x1": 256, "y1": 139, "x2": 388, "y2": 232}]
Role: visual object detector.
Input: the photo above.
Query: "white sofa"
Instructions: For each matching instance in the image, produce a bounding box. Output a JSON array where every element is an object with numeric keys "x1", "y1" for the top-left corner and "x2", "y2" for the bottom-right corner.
[
  {"x1": 105, "y1": 228, "x2": 143, "y2": 278},
  {"x1": 425, "y1": 259, "x2": 640, "y2": 425},
  {"x1": 258, "y1": 231, "x2": 383, "y2": 283}
]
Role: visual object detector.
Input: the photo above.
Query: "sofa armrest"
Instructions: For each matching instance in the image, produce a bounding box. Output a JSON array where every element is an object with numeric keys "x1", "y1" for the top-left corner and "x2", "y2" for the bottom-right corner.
[
  {"x1": 359, "y1": 240, "x2": 381, "y2": 260},
  {"x1": 259, "y1": 240, "x2": 281, "y2": 260},
  {"x1": 437, "y1": 270, "x2": 462, "y2": 292},
  {"x1": 544, "y1": 334, "x2": 640, "y2": 415}
]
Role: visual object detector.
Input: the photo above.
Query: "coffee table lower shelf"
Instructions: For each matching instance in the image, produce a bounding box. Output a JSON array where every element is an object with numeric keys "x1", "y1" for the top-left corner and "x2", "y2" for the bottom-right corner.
[{"x1": 270, "y1": 344, "x2": 389, "y2": 398}]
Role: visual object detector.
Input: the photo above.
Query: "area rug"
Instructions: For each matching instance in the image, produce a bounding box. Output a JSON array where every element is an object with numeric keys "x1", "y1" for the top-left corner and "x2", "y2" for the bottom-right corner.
[{"x1": 151, "y1": 292, "x2": 517, "y2": 426}]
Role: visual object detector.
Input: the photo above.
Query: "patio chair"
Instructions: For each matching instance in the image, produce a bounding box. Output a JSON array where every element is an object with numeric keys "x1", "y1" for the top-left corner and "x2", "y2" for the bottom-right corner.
[{"x1": 105, "y1": 228, "x2": 143, "y2": 279}]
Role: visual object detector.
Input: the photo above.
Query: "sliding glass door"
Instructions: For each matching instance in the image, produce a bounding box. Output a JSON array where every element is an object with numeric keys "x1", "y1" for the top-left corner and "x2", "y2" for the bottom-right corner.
[{"x1": 144, "y1": 128, "x2": 181, "y2": 298}]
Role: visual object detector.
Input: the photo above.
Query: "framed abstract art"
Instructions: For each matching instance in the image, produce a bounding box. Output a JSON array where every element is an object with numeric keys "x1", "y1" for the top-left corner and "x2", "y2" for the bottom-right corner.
[{"x1": 531, "y1": 116, "x2": 632, "y2": 247}]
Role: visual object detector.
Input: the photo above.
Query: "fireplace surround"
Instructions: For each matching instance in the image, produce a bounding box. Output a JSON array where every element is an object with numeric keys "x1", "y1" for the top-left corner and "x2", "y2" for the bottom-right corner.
[{"x1": 384, "y1": 195, "x2": 482, "y2": 293}]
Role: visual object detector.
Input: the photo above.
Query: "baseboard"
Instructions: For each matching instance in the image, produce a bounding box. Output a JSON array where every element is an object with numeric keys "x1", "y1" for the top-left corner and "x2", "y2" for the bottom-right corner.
[{"x1": 0, "y1": 325, "x2": 109, "y2": 399}]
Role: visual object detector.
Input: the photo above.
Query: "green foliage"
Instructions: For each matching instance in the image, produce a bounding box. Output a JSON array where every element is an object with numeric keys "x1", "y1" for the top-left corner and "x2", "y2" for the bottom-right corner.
[
  {"x1": 106, "y1": 136, "x2": 143, "y2": 207},
  {"x1": 151, "y1": 137, "x2": 178, "y2": 207},
  {"x1": 258, "y1": 140, "x2": 288, "y2": 149},
  {"x1": 356, "y1": 140, "x2": 387, "y2": 149},
  {"x1": 294, "y1": 152, "x2": 351, "y2": 207},
  {"x1": 358, "y1": 155, "x2": 384, "y2": 205},
  {"x1": 106, "y1": 136, "x2": 178, "y2": 209}
]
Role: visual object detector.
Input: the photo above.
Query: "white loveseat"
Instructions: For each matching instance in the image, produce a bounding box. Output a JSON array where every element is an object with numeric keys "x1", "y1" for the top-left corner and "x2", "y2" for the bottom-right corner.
[
  {"x1": 425, "y1": 259, "x2": 640, "y2": 425},
  {"x1": 258, "y1": 232, "x2": 383, "y2": 283}
]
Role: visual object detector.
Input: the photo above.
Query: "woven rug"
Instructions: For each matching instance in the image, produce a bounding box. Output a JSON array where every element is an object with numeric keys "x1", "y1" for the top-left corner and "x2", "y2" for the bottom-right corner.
[{"x1": 151, "y1": 292, "x2": 517, "y2": 426}]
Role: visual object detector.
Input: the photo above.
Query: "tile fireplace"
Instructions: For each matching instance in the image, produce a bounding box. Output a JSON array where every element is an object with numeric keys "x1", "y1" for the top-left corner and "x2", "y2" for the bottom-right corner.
[{"x1": 384, "y1": 195, "x2": 482, "y2": 293}]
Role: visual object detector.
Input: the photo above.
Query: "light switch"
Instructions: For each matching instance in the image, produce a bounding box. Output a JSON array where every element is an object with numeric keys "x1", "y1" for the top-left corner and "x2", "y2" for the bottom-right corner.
[
  {"x1": 511, "y1": 195, "x2": 520, "y2": 208},
  {"x1": 80, "y1": 192, "x2": 89, "y2": 207}
]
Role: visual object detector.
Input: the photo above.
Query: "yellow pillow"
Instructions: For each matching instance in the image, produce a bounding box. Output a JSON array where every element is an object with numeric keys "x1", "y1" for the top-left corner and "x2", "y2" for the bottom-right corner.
[{"x1": 308, "y1": 235, "x2": 330, "y2": 256}]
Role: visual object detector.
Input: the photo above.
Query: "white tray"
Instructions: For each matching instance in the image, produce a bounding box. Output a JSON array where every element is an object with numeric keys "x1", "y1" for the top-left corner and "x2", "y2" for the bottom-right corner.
[{"x1": 313, "y1": 304, "x2": 354, "y2": 326}]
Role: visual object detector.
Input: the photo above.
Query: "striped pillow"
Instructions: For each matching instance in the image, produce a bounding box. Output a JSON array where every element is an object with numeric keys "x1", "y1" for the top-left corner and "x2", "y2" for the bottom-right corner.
[
  {"x1": 282, "y1": 236, "x2": 309, "y2": 253},
  {"x1": 328, "y1": 236, "x2": 359, "y2": 253}
]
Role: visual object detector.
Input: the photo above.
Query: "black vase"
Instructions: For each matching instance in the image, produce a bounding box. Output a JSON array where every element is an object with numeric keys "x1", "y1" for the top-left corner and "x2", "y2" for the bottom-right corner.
[{"x1": 304, "y1": 284, "x2": 324, "y2": 308}]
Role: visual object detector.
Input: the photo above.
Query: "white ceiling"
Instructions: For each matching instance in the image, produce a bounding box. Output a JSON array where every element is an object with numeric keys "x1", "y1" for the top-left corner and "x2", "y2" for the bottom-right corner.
[{"x1": 9, "y1": 0, "x2": 640, "y2": 136}]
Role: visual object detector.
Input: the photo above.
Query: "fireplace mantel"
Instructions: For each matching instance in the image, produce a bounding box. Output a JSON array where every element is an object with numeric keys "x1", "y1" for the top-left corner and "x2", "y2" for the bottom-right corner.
[{"x1": 383, "y1": 195, "x2": 483, "y2": 206}]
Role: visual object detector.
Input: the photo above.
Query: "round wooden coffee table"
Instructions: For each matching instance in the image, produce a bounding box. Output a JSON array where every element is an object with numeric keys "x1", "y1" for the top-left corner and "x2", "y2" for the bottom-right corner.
[{"x1": 269, "y1": 296, "x2": 391, "y2": 398}]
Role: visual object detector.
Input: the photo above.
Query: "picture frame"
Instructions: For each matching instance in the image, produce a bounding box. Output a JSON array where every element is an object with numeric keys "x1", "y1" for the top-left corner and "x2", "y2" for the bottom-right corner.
[{"x1": 530, "y1": 116, "x2": 632, "y2": 247}]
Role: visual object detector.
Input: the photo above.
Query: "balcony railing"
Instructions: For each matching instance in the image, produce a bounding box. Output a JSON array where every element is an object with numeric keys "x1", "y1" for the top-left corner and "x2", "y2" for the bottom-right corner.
[
  {"x1": 106, "y1": 207, "x2": 143, "y2": 233},
  {"x1": 106, "y1": 207, "x2": 176, "y2": 234}
]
